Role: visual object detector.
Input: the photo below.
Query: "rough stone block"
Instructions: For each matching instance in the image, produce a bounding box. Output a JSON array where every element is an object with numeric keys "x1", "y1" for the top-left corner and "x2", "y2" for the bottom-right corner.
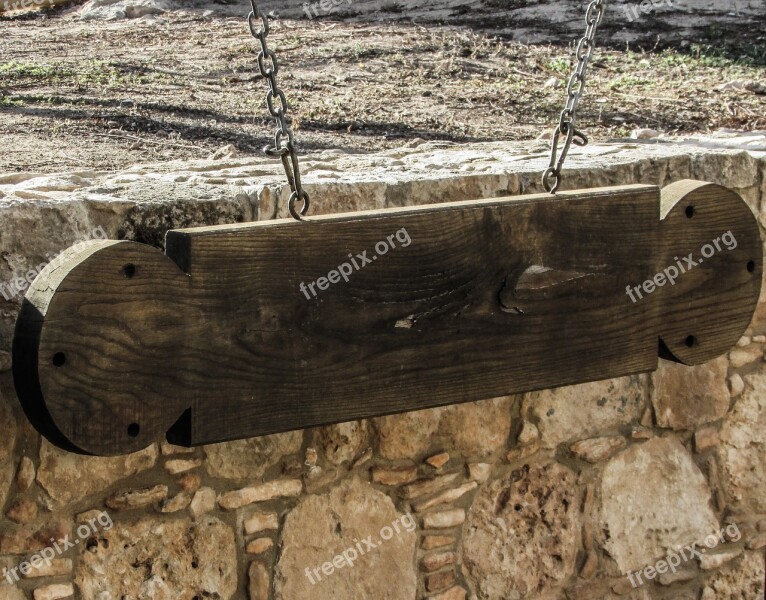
[
  {"x1": 74, "y1": 516, "x2": 237, "y2": 599},
  {"x1": 651, "y1": 357, "x2": 730, "y2": 430},
  {"x1": 463, "y1": 462, "x2": 578, "y2": 599},
  {"x1": 274, "y1": 477, "x2": 417, "y2": 599},
  {"x1": 599, "y1": 437, "x2": 719, "y2": 573},
  {"x1": 525, "y1": 375, "x2": 646, "y2": 448}
]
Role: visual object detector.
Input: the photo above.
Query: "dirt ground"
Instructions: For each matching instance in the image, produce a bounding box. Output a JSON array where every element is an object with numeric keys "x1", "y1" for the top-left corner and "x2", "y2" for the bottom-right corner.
[{"x1": 0, "y1": 1, "x2": 764, "y2": 174}]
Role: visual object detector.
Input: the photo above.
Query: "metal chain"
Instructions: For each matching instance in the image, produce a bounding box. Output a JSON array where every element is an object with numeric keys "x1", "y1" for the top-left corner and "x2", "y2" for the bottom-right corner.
[
  {"x1": 543, "y1": 0, "x2": 606, "y2": 194},
  {"x1": 248, "y1": 0, "x2": 309, "y2": 220}
]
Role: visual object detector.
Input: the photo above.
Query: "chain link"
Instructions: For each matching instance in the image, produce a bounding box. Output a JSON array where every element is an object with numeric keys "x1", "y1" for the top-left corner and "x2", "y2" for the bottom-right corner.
[
  {"x1": 248, "y1": 0, "x2": 309, "y2": 220},
  {"x1": 543, "y1": 0, "x2": 606, "y2": 194}
]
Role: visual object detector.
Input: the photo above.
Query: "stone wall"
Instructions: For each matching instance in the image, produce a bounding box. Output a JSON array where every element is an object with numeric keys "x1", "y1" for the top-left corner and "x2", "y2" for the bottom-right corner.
[{"x1": 0, "y1": 140, "x2": 765, "y2": 599}]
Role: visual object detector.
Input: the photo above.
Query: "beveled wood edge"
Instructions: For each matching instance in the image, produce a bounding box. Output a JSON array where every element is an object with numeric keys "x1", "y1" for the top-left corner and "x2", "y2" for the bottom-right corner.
[{"x1": 167, "y1": 184, "x2": 659, "y2": 238}]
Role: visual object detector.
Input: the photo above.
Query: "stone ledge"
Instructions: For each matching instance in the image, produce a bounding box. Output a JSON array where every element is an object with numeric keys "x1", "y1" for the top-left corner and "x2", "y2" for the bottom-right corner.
[{"x1": 1, "y1": 140, "x2": 764, "y2": 353}]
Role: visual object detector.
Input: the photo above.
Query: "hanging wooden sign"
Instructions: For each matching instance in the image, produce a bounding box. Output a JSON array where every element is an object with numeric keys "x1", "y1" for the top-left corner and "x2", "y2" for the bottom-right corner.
[{"x1": 12, "y1": 180, "x2": 762, "y2": 456}]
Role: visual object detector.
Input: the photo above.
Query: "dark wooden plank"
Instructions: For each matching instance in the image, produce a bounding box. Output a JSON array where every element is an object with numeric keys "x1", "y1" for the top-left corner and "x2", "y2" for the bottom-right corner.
[{"x1": 13, "y1": 181, "x2": 762, "y2": 455}]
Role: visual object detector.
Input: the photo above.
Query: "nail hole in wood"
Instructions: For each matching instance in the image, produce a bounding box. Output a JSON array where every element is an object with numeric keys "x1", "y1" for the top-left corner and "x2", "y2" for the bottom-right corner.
[
  {"x1": 127, "y1": 423, "x2": 140, "y2": 437},
  {"x1": 122, "y1": 264, "x2": 137, "y2": 278},
  {"x1": 685, "y1": 206, "x2": 695, "y2": 218},
  {"x1": 685, "y1": 335, "x2": 697, "y2": 348},
  {"x1": 747, "y1": 260, "x2": 755, "y2": 273},
  {"x1": 52, "y1": 352, "x2": 66, "y2": 367}
]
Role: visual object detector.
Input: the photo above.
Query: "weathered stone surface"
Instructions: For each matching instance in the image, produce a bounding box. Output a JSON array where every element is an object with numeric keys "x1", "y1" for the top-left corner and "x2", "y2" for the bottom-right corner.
[
  {"x1": 36, "y1": 439, "x2": 158, "y2": 506},
  {"x1": 75, "y1": 509, "x2": 109, "y2": 524},
  {"x1": 244, "y1": 511, "x2": 280, "y2": 535},
  {"x1": 729, "y1": 346, "x2": 763, "y2": 368},
  {"x1": 0, "y1": 557, "x2": 26, "y2": 600},
  {"x1": 423, "y1": 509, "x2": 465, "y2": 530},
  {"x1": 506, "y1": 442, "x2": 540, "y2": 462},
  {"x1": 6, "y1": 498, "x2": 39, "y2": 524},
  {"x1": 0, "y1": 521, "x2": 71, "y2": 555},
  {"x1": 569, "y1": 436, "x2": 627, "y2": 463},
  {"x1": 426, "y1": 452, "x2": 450, "y2": 469},
  {"x1": 746, "y1": 531, "x2": 766, "y2": 550},
  {"x1": 75, "y1": 516, "x2": 237, "y2": 600},
  {"x1": 177, "y1": 472, "x2": 202, "y2": 494},
  {"x1": 314, "y1": 420, "x2": 369, "y2": 465},
  {"x1": 0, "y1": 582, "x2": 26, "y2": 600},
  {"x1": 467, "y1": 463, "x2": 491, "y2": 483},
  {"x1": 15, "y1": 456, "x2": 35, "y2": 492},
  {"x1": 159, "y1": 491, "x2": 192, "y2": 513},
  {"x1": 631, "y1": 426, "x2": 653, "y2": 440},
  {"x1": 218, "y1": 479, "x2": 302, "y2": 510},
  {"x1": 695, "y1": 426, "x2": 721, "y2": 453},
  {"x1": 438, "y1": 397, "x2": 513, "y2": 458},
  {"x1": 422, "y1": 535, "x2": 455, "y2": 550},
  {"x1": 0, "y1": 383, "x2": 17, "y2": 513},
  {"x1": 105, "y1": 484, "x2": 168, "y2": 511},
  {"x1": 657, "y1": 564, "x2": 697, "y2": 586},
  {"x1": 402, "y1": 473, "x2": 462, "y2": 499},
  {"x1": 651, "y1": 357, "x2": 730, "y2": 430},
  {"x1": 246, "y1": 537, "x2": 274, "y2": 554},
  {"x1": 517, "y1": 421, "x2": 540, "y2": 446},
  {"x1": 580, "y1": 550, "x2": 598, "y2": 579},
  {"x1": 22, "y1": 558, "x2": 72, "y2": 579},
  {"x1": 599, "y1": 437, "x2": 719, "y2": 573},
  {"x1": 161, "y1": 442, "x2": 194, "y2": 455},
  {"x1": 353, "y1": 448, "x2": 373, "y2": 468},
  {"x1": 164, "y1": 458, "x2": 202, "y2": 475},
  {"x1": 376, "y1": 407, "x2": 444, "y2": 460},
  {"x1": 376, "y1": 396, "x2": 512, "y2": 460},
  {"x1": 699, "y1": 549, "x2": 742, "y2": 571},
  {"x1": 249, "y1": 561, "x2": 269, "y2": 600},
  {"x1": 33, "y1": 584, "x2": 74, "y2": 600},
  {"x1": 303, "y1": 461, "x2": 340, "y2": 496},
  {"x1": 525, "y1": 376, "x2": 646, "y2": 448},
  {"x1": 426, "y1": 569, "x2": 457, "y2": 592},
  {"x1": 412, "y1": 482, "x2": 478, "y2": 512},
  {"x1": 463, "y1": 462, "x2": 579, "y2": 599},
  {"x1": 372, "y1": 466, "x2": 419, "y2": 486},
  {"x1": 204, "y1": 431, "x2": 303, "y2": 481},
  {"x1": 275, "y1": 477, "x2": 418, "y2": 599},
  {"x1": 304, "y1": 447, "x2": 318, "y2": 467},
  {"x1": 421, "y1": 551, "x2": 457, "y2": 572},
  {"x1": 729, "y1": 374, "x2": 745, "y2": 398},
  {"x1": 703, "y1": 550, "x2": 765, "y2": 599},
  {"x1": 717, "y1": 371, "x2": 766, "y2": 512},
  {"x1": 690, "y1": 150, "x2": 761, "y2": 191},
  {"x1": 427, "y1": 587, "x2": 467, "y2": 600},
  {"x1": 189, "y1": 487, "x2": 216, "y2": 519}
]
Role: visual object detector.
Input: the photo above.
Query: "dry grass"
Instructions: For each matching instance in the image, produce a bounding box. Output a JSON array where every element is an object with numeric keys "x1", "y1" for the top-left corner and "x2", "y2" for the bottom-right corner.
[{"x1": 0, "y1": 10, "x2": 764, "y2": 173}]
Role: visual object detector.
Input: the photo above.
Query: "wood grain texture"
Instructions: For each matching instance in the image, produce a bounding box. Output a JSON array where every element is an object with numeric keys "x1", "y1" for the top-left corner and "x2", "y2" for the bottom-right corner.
[{"x1": 12, "y1": 181, "x2": 762, "y2": 455}]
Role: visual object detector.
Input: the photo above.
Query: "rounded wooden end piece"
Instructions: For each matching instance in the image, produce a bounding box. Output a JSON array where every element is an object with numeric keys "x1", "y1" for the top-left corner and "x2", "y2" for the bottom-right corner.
[{"x1": 658, "y1": 181, "x2": 762, "y2": 365}]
